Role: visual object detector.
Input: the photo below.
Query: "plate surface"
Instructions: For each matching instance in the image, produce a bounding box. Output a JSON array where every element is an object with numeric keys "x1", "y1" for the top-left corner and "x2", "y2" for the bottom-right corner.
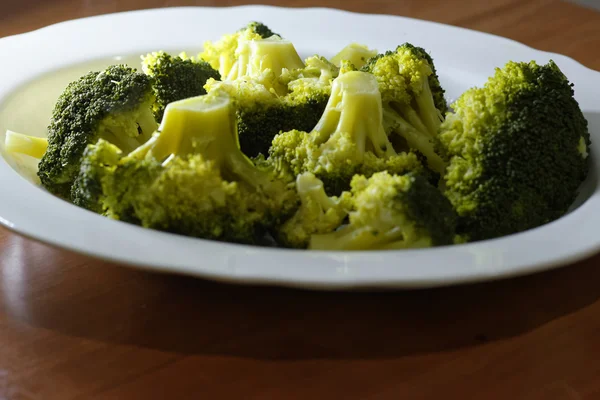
[{"x1": 0, "y1": 6, "x2": 599, "y2": 290}]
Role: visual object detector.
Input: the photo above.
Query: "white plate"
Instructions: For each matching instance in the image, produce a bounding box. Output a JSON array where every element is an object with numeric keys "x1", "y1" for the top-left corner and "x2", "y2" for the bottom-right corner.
[{"x1": 0, "y1": 6, "x2": 599, "y2": 290}]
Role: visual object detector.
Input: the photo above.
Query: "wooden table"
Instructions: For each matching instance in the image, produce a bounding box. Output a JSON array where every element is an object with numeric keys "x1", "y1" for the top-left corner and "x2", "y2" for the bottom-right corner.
[{"x1": 2, "y1": 0, "x2": 600, "y2": 398}]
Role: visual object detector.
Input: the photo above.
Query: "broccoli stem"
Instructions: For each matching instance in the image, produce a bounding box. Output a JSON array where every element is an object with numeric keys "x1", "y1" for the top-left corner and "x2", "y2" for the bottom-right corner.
[
  {"x1": 312, "y1": 71, "x2": 397, "y2": 159},
  {"x1": 297, "y1": 172, "x2": 338, "y2": 210},
  {"x1": 415, "y1": 79, "x2": 444, "y2": 136},
  {"x1": 137, "y1": 107, "x2": 159, "y2": 141},
  {"x1": 228, "y1": 37, "x2": 304, "y2": 81},
  {"x1": 100, "y1": 129, "x2": 141, "y2": 154},
  {"x1": 395, "y1": 102, "x2": 431, "y2": 138},
  {"x1": 4, "y1": 130, "x2": 48, "y2": 159},
  {"x1": 142, "y1": 93, "x2": 272, "y2": 190},
  {"x1": 383, "y1": 108, "x2": 446, "y2": 174}
]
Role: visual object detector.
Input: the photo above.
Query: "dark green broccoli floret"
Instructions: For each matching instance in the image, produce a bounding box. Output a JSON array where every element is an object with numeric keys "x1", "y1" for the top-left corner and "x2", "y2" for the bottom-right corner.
[
  {"x1": 269, "y1": 71, "x2": 428, "y2": 195},
  {"x1": 37, "y1": 65, "x2": 157, "y2": 200},
  {"x1": 361, "y1": 43, "x2": 448, "y2": 173},
  {"x1": 72, "y1": 92, "x2": 298, "y2": 243},
  {"x1": 71, "y1": 140, "x2": 121, "y2": 213},
  {"x1": 439, "y1": 60, "x2": 591, "y2": 241},
  {"x1": 141, "y1": 51, "x2": 221, "y2": 121},
  {"x1": 245, "y1": 21, "x2": 280, "y2": 38},
  {"x1": 310, "y1": 171, "x2": 457, "y2": 250}
]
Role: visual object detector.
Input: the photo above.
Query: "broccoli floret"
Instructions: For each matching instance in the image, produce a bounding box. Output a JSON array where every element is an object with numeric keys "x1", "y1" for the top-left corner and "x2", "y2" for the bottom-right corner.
[
  {"x1": 204, "y1": 55, "x2": 337, "y2": 157},
  {"x1": 276, "y1": 172, "x2": 352, "y2": 248},
  {"x1": 361, "y1": 43, "x2": 448, "y2": 173},
  {"x1": 269, "y1": 71, "x2": 427, "y2": 195},
  {"x1": 201, "y1": 22, "x2": 302, "y2": 83},
  {"x1": 37, "y1": 65, "x2": 157, "y2": 199},
  {"x1": 141, "y1": 51, "x2": 221, "y2": 122},
  {"x1": 330, "y1": 43, "x2": 378, "y2": 70},
  {"x1": 74, "y1": 92, "x2": 298, "y2": 242},
  {"x1": 309, "y1": 171, "x2": 457, "y2": 250},
  {"x1": 71, "y1": 140, "x2": 121, "y2": 213},
  {"x1": 439, "y1": 60, "x2": 591, "y2": 241},
  {"x1": 246, "y1": 21, "x2": 280, "y2": 39},
  {"x1": 200, "y1": 22, "x2": 279, "y2": 78}
]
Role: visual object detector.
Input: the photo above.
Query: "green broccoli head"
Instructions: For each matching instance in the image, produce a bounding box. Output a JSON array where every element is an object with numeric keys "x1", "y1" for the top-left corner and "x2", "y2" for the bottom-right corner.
[
  {"x1": 276, "y1": 172, "x2": 352, "y2": 248},
  {"x1": 72, "y1": 92, "x2": 299, "y2": 243},
  {"x1": 200, "y1": 22, "x2": 279, "y2": 77},
  {"x1": 141, "y1": 51, "x2": 220, "y2": 122},
  {"x1": 201, "y1": 23, "x2": 303, "y2": 84},
  {"x1": 269, "y1": 71, "x2": 425, "y2": 194},
  {"x1": 245, "y1": 21, "x2": 280, "y2": 39},
  {"x1": 204, "y1": 56, "x2": 337, "y2": 158},
  {"x1": 309, "y1": 171, "x2": 458, "y2": 250},
  {"x1": 71, "y1": 140, "x2": 122, "y2": 213},
  {"x1": 104, "y1": 153, "x2": 271, "y2": 244},
  {"x1": 361, "y1": 43, "x2": 448, "y2": 173},
  {"x1": 439, "y1": 60, "x2": 591, "y2": 241},
  {"x1": 37, "y1": 65, "x2": 158, "y2": 199},
  {"x1": 130, "y1": 92, "x2": 298, "y2": 224}
]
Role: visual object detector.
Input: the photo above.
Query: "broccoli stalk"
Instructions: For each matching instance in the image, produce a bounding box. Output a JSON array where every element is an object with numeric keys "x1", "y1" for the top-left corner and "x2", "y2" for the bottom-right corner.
[
  {"x1": 204, "y1": 55, "x2": 337, "y2": 158},
  {"x1": 140, "y1": 92, "x2": 285, "y2": 194},
  {"x1": 4, "y1": 130, "x2": 48, "y2": 159},
  {"x1": 276, "y1": 172, "x2": 352, "y2": 248},
  {"x1": 361, "y1": 43, "x2": 448, "y2": 173},
  {"x1": 312, "y1": 71, "x2": 396, "y2": 158},
  {"x1": 200, "y1": 22, "x2": 281, "y2": 78},
  {"x1": 330, "y1": 43, "x2": 378, "y2": 70},
  {"x1": 269, "y1": 71, "x2": 428, "y2": 195},
  {"x1": 309, "y1": 172, "x2": 457, "y2": 250},
  {"x1": 227, "y1": 36, "x2": 305, "y2": 82},
  {"x1": 37, "y1": 65, "x2": 157, "y2": 200},
  {"x1": 74, "y1": 92, "x2": 298, "y2": 244}
]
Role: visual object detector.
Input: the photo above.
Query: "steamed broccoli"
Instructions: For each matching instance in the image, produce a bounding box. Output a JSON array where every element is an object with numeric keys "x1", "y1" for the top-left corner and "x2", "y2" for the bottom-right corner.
[
  {"x1": 76, "y1": 140, "x2": 273, "y2": 243},
  {"x1": 71, "y1": 139, "x2": 122, "y2": 213},
  {"x1": 269, "y1": 71, "x2": 428, "y2": 195},
  {"x1": 361, "y1": 43, "x2": 448, "y2": 173},
  {"x1": 310, "y1": 171, "x2": 457, "y2": 250},
  {"x1": 309, "y1": 171, "x2": 456, "y2": 250},
  {"x1": 141, "y1": 51, "x2": 220, "y2": 121},
  {"x1": 200, "y1": 22, "x2": 279, "y2": 78},
  {"x1": 330, "y1": 43, "x2": 378, "y2": 70},
  {"x1": 205, "y1": 55, "x2": 338, "y2": 157},
  {"x1": 276, "y1": 172, "x2": 352, "y2": 248},
  {"x1": 37, "y1": 65, "x2": 157, "y2": 199},
  {"x1": 201, "y1": 22, "x2": 302, "y2": 83},
  {"x1": 73, "y1": 92, "x2": 298, "y2": 243},
  {"x1": 4, "y1": 130, "x2": 48, "y2": 159},
  {"x1": 439, "y1": 60, "x2": 590, "y2": 241}
]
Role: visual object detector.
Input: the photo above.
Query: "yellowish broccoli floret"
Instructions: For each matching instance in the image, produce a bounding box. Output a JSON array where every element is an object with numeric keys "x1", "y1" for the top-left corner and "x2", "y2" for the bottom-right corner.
[
  {"x1": 309, "y1": 171, "x2": 457, "y2": 250},
  {"x1": 276, "y1": 172, "x2": 352, "y2": 248},
  {"x1": 269, "y1": 71, "x2": 429, "y2": 195}
]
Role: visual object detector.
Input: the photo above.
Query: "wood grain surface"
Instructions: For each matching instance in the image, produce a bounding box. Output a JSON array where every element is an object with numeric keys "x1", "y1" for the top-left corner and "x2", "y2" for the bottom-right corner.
[{"x1": 2, "y1": 1, "x2": 600, "y2": 399}]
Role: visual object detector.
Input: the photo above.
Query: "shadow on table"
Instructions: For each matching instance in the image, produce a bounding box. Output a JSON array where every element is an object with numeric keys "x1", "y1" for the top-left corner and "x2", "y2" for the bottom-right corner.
[
  {"x1": 6, "y1": 245, "x2": 600, "y2": 360},
  {"x1": 4, "y1": 112, "x2": 600, "y2": 360}
]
